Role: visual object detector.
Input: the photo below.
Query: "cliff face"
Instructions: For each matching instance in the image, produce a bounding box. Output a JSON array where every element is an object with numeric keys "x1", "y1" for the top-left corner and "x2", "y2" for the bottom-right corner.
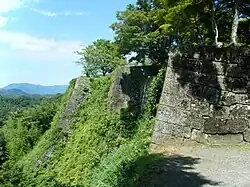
[
  {"x1": 152, "y1": 47, "x2": 250, "y2": 145},
  {"x1": 109, "y1": 65, "x2": 160, "y2": 115}
]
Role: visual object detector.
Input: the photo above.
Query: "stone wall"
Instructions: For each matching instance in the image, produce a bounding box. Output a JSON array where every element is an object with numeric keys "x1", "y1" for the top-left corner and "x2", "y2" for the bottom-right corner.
[
  {"x1": 152, "y1": 47, "x2": 250, "y2": 145},
  {"x1": 109, "y1": 65, "x2": 160, "y2": 116}
]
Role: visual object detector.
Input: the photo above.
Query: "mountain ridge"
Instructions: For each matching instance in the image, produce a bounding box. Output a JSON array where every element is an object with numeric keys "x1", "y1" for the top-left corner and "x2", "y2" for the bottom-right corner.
[
  {"x1": 0, "y1": 88, "x2": 28, "y2": 96},
  {"x1": 2, "y1": 83, "x2": 68, "y2": 95}
]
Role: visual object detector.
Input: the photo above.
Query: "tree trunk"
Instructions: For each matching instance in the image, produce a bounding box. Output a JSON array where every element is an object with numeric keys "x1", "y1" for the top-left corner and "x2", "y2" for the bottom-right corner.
[
  {"x1": 210, "y1": 0, "x2": 219, "y2": 47},
  {"x1": 231, "y1": 0, "x2": 240, "y2": 46},
  {"x1": 212, "y1": 5, "x2": 219, "y2": 47}
]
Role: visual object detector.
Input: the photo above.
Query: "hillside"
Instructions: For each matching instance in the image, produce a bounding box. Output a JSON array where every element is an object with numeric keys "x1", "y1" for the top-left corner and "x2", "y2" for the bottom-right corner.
[
  {"x1": 0, "y1": 89, "x2": 28, "y2": 96},
  {"x1": 0, "y1": 66, "x2": 165, "y2": 186},
  {"x1": 3, "y1": 83, "x2": 68, "y2": 95}
]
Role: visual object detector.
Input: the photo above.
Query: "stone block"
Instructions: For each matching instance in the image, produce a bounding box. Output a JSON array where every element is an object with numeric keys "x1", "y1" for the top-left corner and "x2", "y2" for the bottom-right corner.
[
  {"x1": 151, "y1": 131, "x2": 166, "y2": 144},
  {"x1": 190, "y1": 98, "x2": 210, "y2": 115},
  {"x1": 226, "y1": 63, "x2": 248, "y2": 78},
  {"x1": 203, "y1": 117, "x2": 227, "y2": 134},
  {"x1": 162, "y1": 77, "x2": 182, "y2": 95},
  {"x1": 204, "y1": 116, "x2": 248, "y2": 134},
  {"x1": 156, "y1": 105, "x2": 190, "y2": 125},
  {"x1": 225, "y1": 76, "x2": 248, "y2": 93},
  {"x1": 229, "y1": 105, "x2": 250, "y2": 119},
  {"x1": 202, "y1": 86, "x2": 222, "y2": 104},
  {"x1": 243, "y1": 129, "x2": 250, "y2": 142},
  {"x1": 163, "y1": 78, "x2": 191, "y2": 97},
  {"x1": 160, "y1": 92, "x2": 191, "y2": 110},
  {"x1": 207, "y1": 134, "x2": 244, "y2": 145},
  {"x1": 220, "y1": 91, "x2": 250, "y2": 106},
  {"x1": 170, "y1": 125, "x2": 191, "y2": 139},
  {"x1": 152, "y1": 120, "x2": 191, "y2": 141},
  {"x1": 190, "y1": 129, "x2": 209, "y2": 144},
  {"x1": 198, "y1": 74, "x2": 219, "y2": 86},
  {"x1": 191, "y1": 130, "x2": 244, "y2": 145},
  {"x1": 185, "y1": 113, "x2": 205, "y2": 130},
  {"x1": 210, "y1": 105, "x2": 231, "y2": 118},
  {"x1": 226, "y1": 119, "x2": 249, "y2": 133},
  {"x1": 153, "y1": 120, "x2": 167, "y2": 133}
]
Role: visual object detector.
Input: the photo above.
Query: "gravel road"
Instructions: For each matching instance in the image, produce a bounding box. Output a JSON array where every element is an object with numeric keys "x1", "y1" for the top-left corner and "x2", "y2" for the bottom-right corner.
[
  {"x1": 145, "y1": 143, "x2": 250, "y2": 187},
  {"x1": 180, "y1": 146, "x2": 250, "y2": 187}
]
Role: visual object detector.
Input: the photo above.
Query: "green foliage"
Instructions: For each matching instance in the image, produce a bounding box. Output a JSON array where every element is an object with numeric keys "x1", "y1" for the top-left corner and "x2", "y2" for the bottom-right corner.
[
  {"x1": 2, "y1": 96, "x2": 61, "y2": 161},
  {"x1": 112, "y1": 0, "x2": 250, "y2": 65},
  {"x1": 76, "y1": 39, "x2": 127, "y2": 77},
  {"x1": 145, "y1": 68, "x2": 166, "y2": 116},
  {"x1": 0, "y1": 68, "x2": 165, "y2": 187},
  {"x1": 0, "y1": 95, "x2": 43, "y2": 127},
  {"x1": 111, "y1": 1, "x2": 170, "y2": 65},
  {"x1": 86, "y1": 69, "x2": 166, "y2": 187},
  {"x1": 0, "y1": 81, "x2": 75, "y2": 187}
]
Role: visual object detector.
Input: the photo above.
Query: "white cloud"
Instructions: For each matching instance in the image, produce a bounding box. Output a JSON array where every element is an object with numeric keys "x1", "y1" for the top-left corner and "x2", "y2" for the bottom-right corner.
[
  {"x1": 0, "y1": 0, "x2": 39, "y2": 28},
  {"x1": 0, "y1": 0, "x2": 84, "y2": 62},
  {"x1": 0, "y1": 16, "x2": 8, "y2": 27},
  {"x1": 0, "y1": 30, "x2": 83, "y2": 61},
  {"x1": 29, "y1": 8, "x2": 89, "y2": 17},
  {"x1": 0, "y1": 0, "x2": 21, "y2": 13},
  {"x1": 0, "y1": 0, "x2": 39, "y2": 13}
]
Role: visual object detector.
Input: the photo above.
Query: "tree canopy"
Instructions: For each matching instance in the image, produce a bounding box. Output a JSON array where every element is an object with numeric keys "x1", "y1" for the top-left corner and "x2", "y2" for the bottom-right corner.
[
  {"x1": 0, "y1": 95, "x2": 43, "y2": 127},
  {"x1": 2, "y1": 95, "x2": 61, "y2": 161},
  {"x1": 76, "y1": 0, "x2": 249, "y2": 70},
  {"x1": 111, "y1": 0, "x2": 250, "y2": 65},
  {"x1": 76, "y1": 39, "x2": 127, "y2": 76}
]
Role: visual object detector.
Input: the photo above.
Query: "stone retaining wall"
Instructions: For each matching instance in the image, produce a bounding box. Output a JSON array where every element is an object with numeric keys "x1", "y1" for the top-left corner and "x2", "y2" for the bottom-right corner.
[{"x1": 152, "y1": 47, "x2": 250, "y2": 145}]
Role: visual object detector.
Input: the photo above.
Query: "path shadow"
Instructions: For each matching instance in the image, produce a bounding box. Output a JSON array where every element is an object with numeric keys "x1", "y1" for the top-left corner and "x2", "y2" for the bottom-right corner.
[{"x1": 117, "y1": 153, "x2": 221, "y2": 187}]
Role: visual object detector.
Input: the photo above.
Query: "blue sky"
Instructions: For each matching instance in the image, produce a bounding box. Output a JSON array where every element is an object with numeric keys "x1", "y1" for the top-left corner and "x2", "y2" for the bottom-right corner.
[{"x1": 0, "y1": 0, "x2": 135, "y2": 87}]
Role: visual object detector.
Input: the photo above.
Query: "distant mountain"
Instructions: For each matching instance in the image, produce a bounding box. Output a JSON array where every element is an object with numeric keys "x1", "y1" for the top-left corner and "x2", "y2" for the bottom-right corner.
[
  {"x1": 2, "y1": 83, "x2": 68, "y2": 95},
  {"x1": 0, "y1": 88, "x2": 28, "y2": 96}
]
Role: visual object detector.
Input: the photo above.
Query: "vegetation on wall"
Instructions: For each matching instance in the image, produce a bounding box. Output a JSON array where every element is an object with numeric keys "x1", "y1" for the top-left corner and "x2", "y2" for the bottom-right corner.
[{"x1": 0, "y1": 68, "x2": 165, "y2": 186}]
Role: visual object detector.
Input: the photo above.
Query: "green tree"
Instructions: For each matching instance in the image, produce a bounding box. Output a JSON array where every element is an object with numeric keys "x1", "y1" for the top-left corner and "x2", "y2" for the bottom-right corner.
[
  {"x1": 2, "y1": 96, "x2": 60, "y2": 160},
  {"x1": 215, "y1": 0, "x2": 250, "y2": 46},
  {"x1": 112, "y1": 0, "x2": 250, "y2": 66},
  {"x1": 0, "y1": 95, "x2": 43, "y2": 127},
  {"x1": 76, "y1": 39, "x2": 127, "y2": 77},
  {"x1": 111, "y1": 0, "x2": 214, "y2": 64},
  {"x1": 111, "y1": 0, "x2": 172, "y2": 65}
]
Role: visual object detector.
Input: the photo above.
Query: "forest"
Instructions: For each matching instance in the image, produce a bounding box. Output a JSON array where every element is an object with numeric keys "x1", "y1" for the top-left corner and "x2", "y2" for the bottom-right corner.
[{"x1": 0, "y1": 0, "x2": 249, "y2": 186}]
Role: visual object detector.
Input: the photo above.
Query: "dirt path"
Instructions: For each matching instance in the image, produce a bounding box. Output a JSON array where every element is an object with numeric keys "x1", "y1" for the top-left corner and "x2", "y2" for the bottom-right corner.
[{"x1": 141, "y1": 142, "x2": 250, "y2": 187}]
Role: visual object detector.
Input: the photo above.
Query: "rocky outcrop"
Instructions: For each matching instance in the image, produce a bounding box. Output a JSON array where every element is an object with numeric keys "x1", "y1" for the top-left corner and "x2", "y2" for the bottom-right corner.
[
  {"x1": 109, "y1": 65, "x2": 160, "y2": 116},
  {"x1": 36, "y1": 76, "x2": 90, "y2": 167},
  {"x1": 152, "y1": 47, "x2": 250, "y2": 145},
  {"x1": 58, "y1": 76, "x2": 91, "y2": 135}
]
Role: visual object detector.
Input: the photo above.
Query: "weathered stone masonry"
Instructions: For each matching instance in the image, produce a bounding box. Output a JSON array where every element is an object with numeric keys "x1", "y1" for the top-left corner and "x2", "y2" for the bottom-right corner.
[{"x1": 152, "y1": 47, "x2": 250, "y2": 145}]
